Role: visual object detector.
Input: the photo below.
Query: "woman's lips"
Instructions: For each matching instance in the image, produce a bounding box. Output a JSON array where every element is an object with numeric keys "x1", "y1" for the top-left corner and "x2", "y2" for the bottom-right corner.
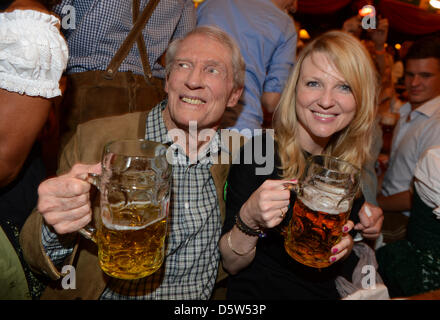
[{"x1": 312, "y1": 111, "x2": 337, "y2": 119}]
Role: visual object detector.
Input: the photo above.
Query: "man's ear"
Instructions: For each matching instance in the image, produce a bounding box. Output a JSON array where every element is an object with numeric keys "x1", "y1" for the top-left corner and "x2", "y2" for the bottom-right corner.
[
  {"x1": 164, "y1": 78, "x2": 169, "y2": 94},
  {"x1": 226, "y1": 87, "x2": 244, "y2": 108}
]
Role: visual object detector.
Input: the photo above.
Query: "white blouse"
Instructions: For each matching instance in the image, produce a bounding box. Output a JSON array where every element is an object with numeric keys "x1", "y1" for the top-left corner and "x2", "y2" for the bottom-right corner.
[
  {"x1": 0, "y1": 9, "x2": 68, "y2": 98},
  {"x1": 414, "y1": 145, "x2": 440, "y2": 219}
]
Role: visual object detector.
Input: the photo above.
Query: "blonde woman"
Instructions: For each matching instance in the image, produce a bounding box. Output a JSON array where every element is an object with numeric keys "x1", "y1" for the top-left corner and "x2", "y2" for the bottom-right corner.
[{"x1": 219, "y1": 30, "x2": 383, "y2": 299}]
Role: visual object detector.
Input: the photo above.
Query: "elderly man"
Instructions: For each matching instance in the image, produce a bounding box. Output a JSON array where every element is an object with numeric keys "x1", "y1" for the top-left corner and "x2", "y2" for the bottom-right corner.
[{"x1": 19, "y1": 26, "x2": 245, "y2": 300}]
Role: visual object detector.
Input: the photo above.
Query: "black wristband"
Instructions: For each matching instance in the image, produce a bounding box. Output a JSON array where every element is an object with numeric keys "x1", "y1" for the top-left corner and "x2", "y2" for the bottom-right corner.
[{"x1": 235, "y1": 214, "x2": 267, "y2": 238}]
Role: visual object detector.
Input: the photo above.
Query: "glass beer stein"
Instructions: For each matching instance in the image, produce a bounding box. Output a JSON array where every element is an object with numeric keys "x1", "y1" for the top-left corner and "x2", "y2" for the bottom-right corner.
[
  {"x1": 284, "y1": 155, "x2": 360, "y2": 268},
  {"x1": 79, "y1": 139, "x2": 172, "y2": 280}
]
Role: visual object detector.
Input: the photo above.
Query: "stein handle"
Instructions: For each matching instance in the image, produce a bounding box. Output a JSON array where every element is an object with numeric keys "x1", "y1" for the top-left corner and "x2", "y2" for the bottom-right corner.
[
  {"x1": 274, "y1": 182, "x2": 298, "y2": 238},
  {"x1": 77, "y1": 172, "x2": 101, "y2": 243},
  {"x1": 276, "y1": 225, "x2": 288, "y2": 238}
]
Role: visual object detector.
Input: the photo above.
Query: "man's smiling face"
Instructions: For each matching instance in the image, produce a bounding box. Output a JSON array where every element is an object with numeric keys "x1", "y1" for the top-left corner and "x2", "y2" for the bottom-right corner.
[
  {"x1": 405, "y1": 57, "x2": 440, "y2": 109},
  {"x1": 164, "y1": 33, "x2": 242, "y2": 132}
]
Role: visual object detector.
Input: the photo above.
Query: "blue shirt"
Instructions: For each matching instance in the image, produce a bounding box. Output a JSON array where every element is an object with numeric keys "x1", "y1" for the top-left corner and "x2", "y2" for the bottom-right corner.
[
  {"x1": 197, "y1": 0, "x2": 297, "y2": 133},
  {"x1": 53, "y1": 0, "x2": 195, "y2": 78}
]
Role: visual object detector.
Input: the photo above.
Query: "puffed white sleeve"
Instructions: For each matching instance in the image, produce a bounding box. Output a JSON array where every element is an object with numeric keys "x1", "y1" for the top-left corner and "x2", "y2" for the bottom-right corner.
[
  {"x1": 414, "y1": 145, "x2": 440, "y2": 219},
  {"x1": 0, "y1": 10, "x2": 68, "y2": 98}
]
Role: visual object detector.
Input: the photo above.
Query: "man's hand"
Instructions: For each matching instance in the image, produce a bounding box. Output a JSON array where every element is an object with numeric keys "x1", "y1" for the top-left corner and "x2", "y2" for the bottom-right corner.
[
  {"x1": 342, "y1": 15, "x2": 362, "y2": 38},
  {"x1": 354, "y1": 202, "x2": 384, "y2": 239},
  {"x1": 368, "y1": 18, "x2": 389, "y2": 50},
  {"x1": 37, "y1": 163, "x2": 101, "y2": 235}
]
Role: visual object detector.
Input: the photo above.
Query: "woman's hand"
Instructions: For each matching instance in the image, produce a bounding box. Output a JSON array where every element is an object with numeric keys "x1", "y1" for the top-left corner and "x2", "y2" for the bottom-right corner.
[
  {"x1": 329, "y1": 220, "x2": 355, "y2": 263},
  {"x1": 220, "y1": 179, "x2": 296, "y2": 275},
  {"x1": 238, "y1": 179, "x2": 297, "y2": 230}
]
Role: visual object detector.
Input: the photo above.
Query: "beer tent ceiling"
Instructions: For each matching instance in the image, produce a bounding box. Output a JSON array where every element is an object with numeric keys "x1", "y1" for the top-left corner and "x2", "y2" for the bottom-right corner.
[{"x1": 296, "y1": 0, "x2": 440, "y2": 35}]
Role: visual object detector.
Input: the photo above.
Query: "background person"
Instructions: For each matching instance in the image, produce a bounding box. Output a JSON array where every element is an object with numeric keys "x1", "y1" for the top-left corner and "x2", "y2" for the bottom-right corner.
[
  {"x1": 378, "y1": 36, "x2": 440, "y2": 216},
  {"x1": 52, "y1": 0, "x2": 196, "y2": 147},
  {"x1": 0, "y1": 0, "x2": 68, "y2": 299},
  {"x1": 377, "y1": 146, "x2": 440, "y2": 298},
  {"x1": 197, "y1": 0, "x2": 297, "y2": 136}
]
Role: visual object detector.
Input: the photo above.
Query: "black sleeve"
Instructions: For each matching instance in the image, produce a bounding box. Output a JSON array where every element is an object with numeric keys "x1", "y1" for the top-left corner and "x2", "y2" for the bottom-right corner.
[
  {"x1": 348, "y1": 193, "x2": 365, "y2": 237},
  {"x1": 222, "y1": 135, "x2": 276, "y2": 235}
]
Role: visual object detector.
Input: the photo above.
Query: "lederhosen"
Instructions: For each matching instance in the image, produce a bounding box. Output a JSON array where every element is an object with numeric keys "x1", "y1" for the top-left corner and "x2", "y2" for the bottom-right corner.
[{"x1": 59, "y1": 0, "x2": 166, "y2": 147}]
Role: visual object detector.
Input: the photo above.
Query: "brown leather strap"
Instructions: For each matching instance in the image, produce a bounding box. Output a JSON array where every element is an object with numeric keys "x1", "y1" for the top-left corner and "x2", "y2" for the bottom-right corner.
[
  {"x1": 137, "y1": 111, "x2": 149, "y2": 139},
  {"x1": 133, "y1": 0, "x2": 153, "y2": 79},
  {"x1": 105, "y1": 0, "x2": 161, "y2": 79}
]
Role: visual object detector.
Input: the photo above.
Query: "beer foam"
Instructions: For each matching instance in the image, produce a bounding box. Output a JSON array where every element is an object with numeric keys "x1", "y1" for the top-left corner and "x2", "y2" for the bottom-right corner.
[
  {"x1": 301, "y1": 186, "x2": 350, "y2": 214},
  {"x1": 102, "y1": 215, "x2": 164, "y2": 231},
  {"x1": 313, "y1": 180, "x2": 346, "y2": 195},
  {"x1": 102, "y1": 201, "x2": 164, "y2": 231}
]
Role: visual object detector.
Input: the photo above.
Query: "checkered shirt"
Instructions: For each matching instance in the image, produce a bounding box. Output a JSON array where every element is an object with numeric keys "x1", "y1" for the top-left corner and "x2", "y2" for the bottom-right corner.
[
  {"x1": 42, "y1": 101, "x2": 223, "y2": 299},
  {"x1": 53, "y1": 0, "x2": 195, "y2": 78}
]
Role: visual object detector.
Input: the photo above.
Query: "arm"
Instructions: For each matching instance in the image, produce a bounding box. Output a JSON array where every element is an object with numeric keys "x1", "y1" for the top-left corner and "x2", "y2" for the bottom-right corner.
[
  {"x1": 219, "y1": 179, "x2": 292, "y2": 275},
  {"x1": 0, "y1": 89, "x2": 51, "y2": 187},
  {"x1": 354, "y1": 202, "x2": 384, "y2": 239},
  {"x1": 368, "y1": 18, "x2": 390, "y2": 77},
  {"x1": 20, "y1": 128, "x2": 99, "y2": 278},
  {"x1": 377, "y1": 190, "x2": 412, "y2": 213},
  {"x1": 261, "y1": 92, "x2": 281, "y2": 114},
  {"x1": 220, "y1": 180, "x2": 356, "y2": 274},
  {"x1": 262, "y1": 22, "x2": 296, "y2": 111},
  {"x1": 219, "y1": 138, "x2": 284, "y2": 275},
  {"x1": 220, "y1": 177, "x2": 355, "y2": 274},
  {"x1": 342, "y1": 15, "x2": 362, "y2": 38},
  {"x1": 0, "y1": 2, "x2": 68, "y2": 187},
  {"x1": 19, "y1": 163, "x2": 100, "y2": 279}
]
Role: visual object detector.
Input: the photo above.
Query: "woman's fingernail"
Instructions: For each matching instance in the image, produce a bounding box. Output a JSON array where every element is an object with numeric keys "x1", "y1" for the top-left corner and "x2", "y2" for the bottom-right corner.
[
  {"x1": 343, "y1": 226, "x2": 349, "y2": 232},
  {"x1": 330, "y1": 257, "x2": 336, "y2": 262},
  {"x1": 332, "y1": 248, "x2": 338, "y2": 254}
]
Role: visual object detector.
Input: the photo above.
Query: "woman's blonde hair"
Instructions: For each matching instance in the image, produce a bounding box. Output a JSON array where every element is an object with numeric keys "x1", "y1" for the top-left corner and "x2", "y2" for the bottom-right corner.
[{"x1": 273, "y1": 30, "x2": 378, "y2": 179}]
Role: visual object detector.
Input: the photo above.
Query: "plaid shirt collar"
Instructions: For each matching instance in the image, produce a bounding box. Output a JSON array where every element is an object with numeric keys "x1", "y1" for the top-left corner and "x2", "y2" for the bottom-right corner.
[{"x1": 145, "y1": 100, "x2": 222, "y2": 166}]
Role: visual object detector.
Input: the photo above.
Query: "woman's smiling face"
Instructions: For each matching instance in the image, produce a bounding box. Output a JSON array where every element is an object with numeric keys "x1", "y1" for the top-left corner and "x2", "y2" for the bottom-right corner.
[{"x1": 295, "y1": 52, "x2": 357, "y2": 153}]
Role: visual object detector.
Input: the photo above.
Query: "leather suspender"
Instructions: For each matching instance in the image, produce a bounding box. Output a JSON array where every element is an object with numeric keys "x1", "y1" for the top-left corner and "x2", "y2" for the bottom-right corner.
[
  {"x1": 133, "y1": 0, "x2": 154, "y2": 80},
  {"x1": 105, "y1": 0, "x2": 161, "y2": 80}
]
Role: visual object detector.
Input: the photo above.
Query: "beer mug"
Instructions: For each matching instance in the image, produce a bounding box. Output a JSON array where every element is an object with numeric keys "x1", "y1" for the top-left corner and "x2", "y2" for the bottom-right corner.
[
  {"x1": 79, "y1": 139, "x2": 172, "y2": 279},
  {"x1": 284, "y1": 155, "x2": 360, "y2": 268}
]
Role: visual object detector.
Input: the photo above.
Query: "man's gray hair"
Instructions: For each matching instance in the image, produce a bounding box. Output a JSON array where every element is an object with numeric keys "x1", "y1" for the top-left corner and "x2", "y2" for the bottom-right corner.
[{"x1": 165, "y1": 25, "x2": 245, "y2": 89}]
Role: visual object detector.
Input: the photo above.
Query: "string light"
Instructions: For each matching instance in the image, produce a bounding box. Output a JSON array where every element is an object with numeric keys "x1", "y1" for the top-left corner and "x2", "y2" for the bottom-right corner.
[
  {"x1": 192, "y1": 0, "x2": 204, "y2": 8},
  {"x1": 395, "y1": 43, "x2": 402, "y2": 50},
  {"x1": 430, "y1": 0, "x2": 440, "y2": 9},
  {"x1": 299, "y1": 29, "x2": 311, "y2": 40},
  {"x1": 359, "y1": 5, "x2": 375, "y2": 17}
]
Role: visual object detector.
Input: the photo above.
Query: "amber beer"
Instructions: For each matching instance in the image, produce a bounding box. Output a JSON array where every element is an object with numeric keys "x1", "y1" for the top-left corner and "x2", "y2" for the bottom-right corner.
[
  {"x1": 285, "y1": 190, "x2": 350, "y2": 268},
  {"x1": 97, "y1": 202, "x2": 167, "y2": 280},
  {"x1": 284, "y1": 155, "x2": 359, "y2": 268},
  {"x1": 78, "y1": 139, "x2": 171, "y2": 279}
]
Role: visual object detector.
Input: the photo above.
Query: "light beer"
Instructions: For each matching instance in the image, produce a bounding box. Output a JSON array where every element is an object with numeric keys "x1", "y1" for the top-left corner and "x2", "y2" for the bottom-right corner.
[
  {"x1": 285, "y1": 193, "x2": 349, "y2": 268},
  {"x1": 97, "y1": 202, "x2": 167, "y2": 280}
]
